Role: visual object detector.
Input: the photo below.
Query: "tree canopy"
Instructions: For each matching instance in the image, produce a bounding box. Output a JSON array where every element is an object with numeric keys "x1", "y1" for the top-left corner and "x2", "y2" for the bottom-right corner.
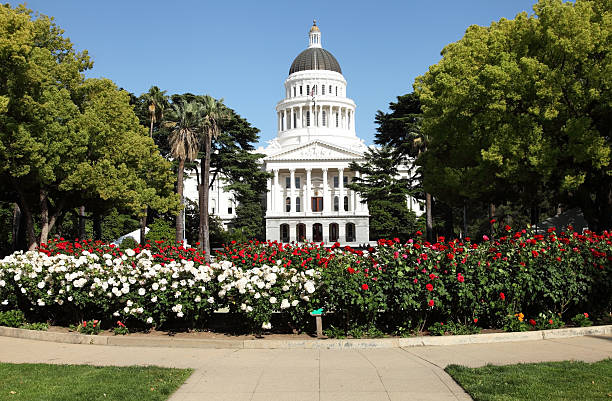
[
  {"x1": 0, "y1": 4, "x2": 177, "y2": 249},
  {"x1": 415, "y1": 0, "x2": 611, "y2": 231}
]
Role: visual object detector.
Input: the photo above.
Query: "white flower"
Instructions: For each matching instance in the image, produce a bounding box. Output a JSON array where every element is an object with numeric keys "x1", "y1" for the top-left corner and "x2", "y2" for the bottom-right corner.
[
  {"x1": 240, "y1": 303, "x2": 247, "y2": 311},
  {"x1": 151, "y1": 296, "x2": 158, "y2": 303},
  {"x1": 124, "y1": 307, "x2": 130, "y2": 313},
  {"x1": 194, "y1": 296, "x2": 201, "y2": 303},
  {"x1": 125, "y1": 248, "x2": 135, "y2": 257},
  {"x1": 291, "y1": 300, "x2": 299, "y2": 307},
  {"x1": 146, "y1": 317, "x2": 153, "y2": 324},
  {"x1": 37, "y1": 299, "x2": 45, "y2": 306},
  {"x1": 174, "y1": 291, "x2": 181, "y2": 298},
  {"x1": 207, "y1": 297, "x2": 214, "y2": 304},
  {"x1": 152, "y1": 283, "x2": 159, "y2": 291},
  {"x1": 14, "y1": 274, "x2": 21, "y2": 281},
  {"x1": 20, "y1": 287, "x2": 26, "y2": 294},
  {"x1": 138, "y1": 288, "x2": 146, "y2": 296},
  {"x1": 246, "y1": 306, "x2": 253, "y2": 312},
  {"x1": 304, "y1": 281, "x2": 316, "y2": 294},
  {"x1": 37, "y1": 281, "x2": 45, "y2": 289},
  {"x1": 127, "y1": 300, "x2": 133, "y2": 307},
  {"x1": 136, "y1": 307, "x2": 143, "y2": 314},
  {"x1": 67, "y1": 296, "x2": 73, "y2": 302},
  {"x1": 269, "y1": 297, "x2": 277, "y2": 304},
  {"x1": 282, "y1": 285, "x2": 289, "y2": 291},
  {"x1": 177, "y1": 312, "x2": 184, "y2": 318},
  {"x1": 0, "y1": 280, "x2": 5, "y2": 287},
  {"x1": 1, "y1": 300, "x2": 8, "y2": 306},
  {"x1": 113, "y1": 311, "x2": 120, "y2": 316},
  {"x1": 254, "y1": 292, "x2": 261, "y2": 299},
  {"x1": 262, "y1": 322, "x2": 272, "y2": 330},
  {"x1": 280, "y1": 299, "x2": 290, "y2": 309}
]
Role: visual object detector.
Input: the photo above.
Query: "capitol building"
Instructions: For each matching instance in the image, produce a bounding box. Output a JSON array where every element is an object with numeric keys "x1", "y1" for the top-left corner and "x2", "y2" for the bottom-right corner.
[{"x1": 185, "y1": 22, "x2": 422, "y2": 245}]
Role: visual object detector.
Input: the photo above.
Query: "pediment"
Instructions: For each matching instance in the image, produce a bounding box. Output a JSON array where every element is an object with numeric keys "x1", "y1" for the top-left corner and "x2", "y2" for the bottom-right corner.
[{"x1": 265, "y1": 141, "x2": 365, "y2": 161}]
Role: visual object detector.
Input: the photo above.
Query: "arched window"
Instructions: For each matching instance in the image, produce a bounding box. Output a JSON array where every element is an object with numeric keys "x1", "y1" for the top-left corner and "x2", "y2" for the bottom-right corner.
[
  {"x1": 322, "y1": 111, "x2": 326, "y2": 126},
  {"x1": 333, "y1": 196, "x2": 339, "y2": 212},
  {"x1": 336, "y1": 113, "x2": 339, "y2": 127},
  {"x1": 329, "y1": 223, "x2": 339, "y2": 242},
  {"x1": 285, "y1": 197, "x2": 291, "y2": 212},
  {"x1": 295, "y1": 197, "x2": 301, "y2": 212},
  {"x1": 306, "y1": 111, "x2": 311, "y2": 127},
  {"x1": 280, "y1": 224, "x2": 290, "y2": 242},
  {"x1": 344, "y1": 196, "x2": 349, "y2": 211},
  {"x1": 346, "y1": 223, "x2": 356, "y2": 242}
]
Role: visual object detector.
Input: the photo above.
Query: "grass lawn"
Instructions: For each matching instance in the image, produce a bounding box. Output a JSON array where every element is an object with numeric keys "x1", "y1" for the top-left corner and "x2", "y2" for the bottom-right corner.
[
  {"x1": 0, "y1": 363, "x2": 192, "y2": 401},
  {"x1": 446, "y1": 359, "x2": 612, "y2": 401}
]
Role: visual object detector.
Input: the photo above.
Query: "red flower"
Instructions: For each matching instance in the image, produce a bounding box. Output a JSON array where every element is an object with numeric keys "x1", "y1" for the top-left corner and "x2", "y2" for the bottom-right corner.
[
  {"x1": 532, "y1": 250, "x2": 539, "y2": 258},
  {"x1": 473, "y1": 318, "x2": 478, "y2": 323},
  {"x1": 117, "y1": 321, "x2": 125, "y2": 327},
  {"x1": 361, "y1": 284, "x2": 369, "y2": 290},
  {"x1": 428, "y1": 299, "x2": 434, "y2": 307},
  {"x1": 499, "y1": 292, "x2": 506, "y2": 301},
  {"x1": 426, "y1": 283, "x2": 433, "y2": 292},
  {"x1": 457, "y1": 274, "x2": 465, "y2": 283},
  {"x1": 483, "y1": 235, "x2": 489, "y2": 241},
  {"x1": 584, "y1": 313, "x2": 589, "y2": 318},
  {"x1": 549, "y1": 319, "x2": 554, "y2": 325},
  {"x1": 529, "y1": 319, "x2": 536, "y2": 326},
  {"x1": 347, "y1": 267, "x2": 355, "y2": 274},
  {"x1": 83, "y1": 321, "x2": 87, "y2": 327}
]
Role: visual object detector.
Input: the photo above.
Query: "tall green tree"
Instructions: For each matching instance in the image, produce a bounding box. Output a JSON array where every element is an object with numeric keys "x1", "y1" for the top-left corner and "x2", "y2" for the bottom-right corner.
[
  {"x1": 349, "y1": 147, "x2": 419, "y2": 241},
  {"x1": 0, "y1": 5, "x2": 178, "y2": 249},
  {"x1": 415, "y1": 0, "x2": 611, "y2": 231},
  {"x1": 169, "y1": 101, "x2": 203, "y2": 243}
]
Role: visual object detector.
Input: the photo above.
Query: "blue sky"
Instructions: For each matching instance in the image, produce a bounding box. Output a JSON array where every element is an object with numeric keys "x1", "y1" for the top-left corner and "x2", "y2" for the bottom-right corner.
[{"x1": 11, "y1": 1, "x2": 538, "y2": 146}]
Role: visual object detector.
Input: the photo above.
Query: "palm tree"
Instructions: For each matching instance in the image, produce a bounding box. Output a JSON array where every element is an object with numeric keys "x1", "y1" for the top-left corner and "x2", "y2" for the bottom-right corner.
[
  {"x1": 169, "y1": 101, "x2": 204, "y2": 244},
  {"x1": 199, "y1": 96, "x2": 230, "y2": 262},
  {"x1": 142, "y1": 86, "x2": 169, "y2": 137}
]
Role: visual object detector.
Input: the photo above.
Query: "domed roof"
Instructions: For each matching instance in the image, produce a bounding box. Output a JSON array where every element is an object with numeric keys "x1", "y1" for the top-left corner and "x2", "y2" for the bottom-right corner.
[{"x1": 289, "y1": 47, "x2": 342, "y2": 75}]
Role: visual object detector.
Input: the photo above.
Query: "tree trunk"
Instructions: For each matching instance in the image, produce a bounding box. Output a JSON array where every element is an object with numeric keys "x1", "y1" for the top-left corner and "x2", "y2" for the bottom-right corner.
[
  {"x1": 140, "y1": 207, "x2": 147, "y2": 246},
  {"x1": 12, "y1": 203, "x2": 21, "y2": 253},
  {"x1": 176, "y1": 157, "x2": 185, "y2": 244},
  {"x1": 425, "y1": 192, "x2": 433, "y2": 242},
  {"x1": 488, "y1": 203, "x2": 496, "y2": 236},
  {"x1": 39, "y1": 189, "x2": 50, "y2": 244},
  {"x1": 93, "y1": 213, "x2": 102, "y2": 241},
  {"x1": 78, "y1": 206, "x2": 86, "y2": 240},
  {"x1": 200, "y1": 133, "x2": 212, "y2": 262}
]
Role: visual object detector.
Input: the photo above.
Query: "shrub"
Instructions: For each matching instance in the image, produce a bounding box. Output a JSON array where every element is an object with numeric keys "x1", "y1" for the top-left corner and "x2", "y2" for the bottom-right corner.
[
  {"x1": 120, "y1": 236, "x2": 139, "y2": 250},
  {"x1": 0, "y1": 310, "x2": 25, "y2": 327},
  {"x1": 571, "y1": 312, "x2": 592, "y2": 327},
  {"x1": 146, "y1": 218, "x2": 175, "y2": 244},
  {"x1": 72, "y1": 320, "x2": 102, "y2": 335}
]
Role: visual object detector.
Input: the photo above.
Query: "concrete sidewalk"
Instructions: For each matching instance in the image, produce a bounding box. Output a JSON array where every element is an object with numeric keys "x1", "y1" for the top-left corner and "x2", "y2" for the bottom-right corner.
[{"x1": 0, "y1": 335, "x2": 610, "y2": 401}]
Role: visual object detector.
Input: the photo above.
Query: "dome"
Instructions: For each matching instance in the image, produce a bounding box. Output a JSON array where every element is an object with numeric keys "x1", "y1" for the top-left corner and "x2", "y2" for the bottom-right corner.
[{"x1": 289, "y1": 47, "x2": 342, "y2": 75}]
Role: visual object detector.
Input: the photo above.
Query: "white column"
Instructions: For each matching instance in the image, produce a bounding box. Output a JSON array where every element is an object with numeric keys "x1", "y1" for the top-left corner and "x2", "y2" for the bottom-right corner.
[
  {"x1": 273, "y1": 169, "x2": 279, "y2": 213},
  {"x1": 338, "y1": 167, "x2": 345, "y2": 214},
  {"x1": 289, "y1": 222, "x2": 296, "y2": 242},
  {"x1": 266, "y1": 172, "x2": 272, "y2": 215},
  {"x1": 306, "y1": 168, "x2": 312, "y2": 213},
  {"x1": 289, "y1": 169, "x2": 295, "y2": 213},
  {"x1": 339, "y1": 221, "x2": 346, "y2": 243},
  {"x1": 322, "y1": 168, "x2": 329, "y2": 213}
]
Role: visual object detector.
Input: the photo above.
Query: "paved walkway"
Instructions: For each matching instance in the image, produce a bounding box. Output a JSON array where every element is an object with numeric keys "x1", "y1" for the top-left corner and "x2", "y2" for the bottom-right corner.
[{"x1": 0, "y1": 335, "x2": 610, "y2": 400}]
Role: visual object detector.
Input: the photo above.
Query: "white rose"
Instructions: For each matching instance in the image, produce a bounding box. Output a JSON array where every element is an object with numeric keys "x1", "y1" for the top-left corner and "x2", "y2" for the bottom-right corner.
[
  {"x1": 37, "y1": 281, "x2": 45, "y2": 289},
  {"x1": 152, "y1": 283, "x2": 159, "y2": 291},
  {"x1": 127, "y1": 300, "x2": 133, "y2": 307},
  {"x1": 124, "y1": 307, "x2": 130, "y2": 313},
  {"x1": 151, "y1": 296, "x2": 158, "y2": 303},
  {"x1": 194, "y1": 296, "x2": 201, "y2": 303},
  {"x1": 282, "y1": 285, "x2": 289, "y2": 291},
  {"x1": 125, "y1": 248, "x2": 135, "y2": 257},
  {"x1": 262, "y1": 322, "x2": 272, "y2": 330},
  {"x1": 138, "y1": 288, "x2": 146, "y2": 296},
  {"x1": 240, "y1": 303, "x2": 247, "y2": 311},
  {"x1": 146, "y1": 317, "x2": 153, "y2": 324},
  {"x1": 254, "y1": 292, "x2": 261, "y2": 299},
  {"x1": 291, "y1": 300, "x2": 299, "y2": 307},
  {"x1": 207, "y1": 297, "x2": 215, "y2": 304},
  {"x1": 269, "y1": 297, "x2": 277, "y2": 304},
  {"x1": 67, "y1": 296, "x2": 73, "y2": 301},
  {"x1": 280, "y1": 299, "x2": 290, "y2": 309},
  {"x1": 1, "y1": 300, "x2": 8, "y2": 305},
  {"x1": 0, "y1": 280, "x2": 5, "y2": 287},
  {"x1": 304, "y1": 281, "x2": 316, "y2": 294},
  {"x1": 177, "y1": 312, "x2": 184, "y2": 318}
]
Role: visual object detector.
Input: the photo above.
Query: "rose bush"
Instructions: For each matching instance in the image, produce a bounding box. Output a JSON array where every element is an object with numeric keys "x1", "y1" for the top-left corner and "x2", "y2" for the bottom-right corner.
[{"x1": 0, "y1": 227, "x2": 609, "y2": 335}]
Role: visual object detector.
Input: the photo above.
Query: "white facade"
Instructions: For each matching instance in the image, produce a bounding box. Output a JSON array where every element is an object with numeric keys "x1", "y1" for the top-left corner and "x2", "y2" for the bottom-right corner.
[{"x1": 183, "y1": 21, "x2": 423, "y2": 244}]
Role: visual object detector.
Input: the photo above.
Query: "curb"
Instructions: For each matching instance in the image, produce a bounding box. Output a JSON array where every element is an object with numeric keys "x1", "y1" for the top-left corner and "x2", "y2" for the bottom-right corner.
[{"x1": 0, "y1": 325, "x2": 610, "y2": 350}]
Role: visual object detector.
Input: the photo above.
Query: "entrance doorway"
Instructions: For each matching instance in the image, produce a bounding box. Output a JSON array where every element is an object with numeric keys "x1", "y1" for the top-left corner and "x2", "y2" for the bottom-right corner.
[
  {"x1": 280, "y1": 224, "x2": 289, "y2": 243},
  {"x1": 312, "y1": 223, "x2": 323, "y2": 242}
]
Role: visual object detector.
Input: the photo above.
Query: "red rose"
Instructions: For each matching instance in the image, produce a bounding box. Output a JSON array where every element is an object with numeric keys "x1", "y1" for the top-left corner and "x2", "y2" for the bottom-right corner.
[
  {"x1": 361, "y1": 284, "x2": 369, "y2": 290},
  {"x1": 549, "y1": 319, "x2": 554, "y2": 325},
  {"x1": 584, "y1": 313, "x2": 589, "y2": 318},
  {"x1": 500, "y1": 292, "x2": 506, "y2": 300},
  {"x1": 473, "y1": 318, "x2": 478, "y2": 323},
  {"x1": 426, "y1": 283, "x2": 433, "y2": 292},
  {"x1": 347, "y1": 267, "x2": 355, "y2": 274},
  {"x1": 457, "y1": 274, "x2": 465, "y2": 283},
  {"x1": 529, "y1": 319, "x2": 536, "y2": 326},
  {"x1": 428, "y1": 299, "x2": 434, "y2": 307}
]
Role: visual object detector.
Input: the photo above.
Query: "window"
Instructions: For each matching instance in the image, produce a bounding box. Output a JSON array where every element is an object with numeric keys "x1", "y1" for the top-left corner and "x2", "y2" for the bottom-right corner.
[
  {"x1": 420, "y1": 203, "x2": 425, "y2": 212},
  {"x1": 348, "y1": 113, "x2": 351, "y2": 129},
  {"x1": 333, "y1": 196, "x2": 339, "y2": 211},
  {"x1": 322, "y1": 111, "x2": 326, "y2": 126},
  {"x1": 311, "y1": 197, "x2": 323, "y2": 212},
  {"x1": 322, "y1": 85, "x2": 325, "y2": 95},
  {"x1": 335, "y1": 86, "x2": 338, "y2": 96},
  {"x1": 295, "y1": 177, "x2": 301, "y2": 188},
  {"x1": 285, "y1": 177, "x2": 291, "y2": 188},
  {"x1": 293, "y1": 87, "x2": 296, "y2": 97},
  {"x1": 343, "y1": 176, "x2": 348, "y2": 186},
  {"x1": 346, "y1": 223, "x2": 355, "y2": 242},
  {"x1": 330, "y1": 223, "x2": 339, "y2": 242},
  {"x1": 344, "y1": 196, "x2": 349, "y2": 211},
  {"x1": 281, "y1": 114, "x2": 284, "y2": 130},
  {"x1": 285, "y1": 197, "x2": 291, "y2": 212},
  {"x1": 280, "y1": 224, "x2": 289, "y2": 242},
  {"x1": 333, "y1": 176, "x2": 339, "y2": 188},
  {"x1": 306, "y1": 85, "x2": 310, "y2": 96},
  {"x1": 296, "y1": 197, "x2": 301, "y2": 212},
  {"x1": 336, "y1": 112, "x2": 339, "y2": 127},
  {"x1": 300, "y1": 86, "x2": 303, "y2": 95},
  {"x1": 293, "y1": 113, "x2": 297, "y2": 128},
  {"x1": 306, "y1": 111, "x2": 311, "y2": 127},
  {"x1": 228, "y1": 207, "x2": 233, "y2": 214}
]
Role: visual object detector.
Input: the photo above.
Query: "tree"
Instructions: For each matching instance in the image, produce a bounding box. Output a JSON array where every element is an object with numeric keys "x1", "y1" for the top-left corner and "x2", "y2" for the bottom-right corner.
[
  {"x1": 415, "y1": 0, "x2": 611, "y2": 231},
  {"x1": 349, "y1": 147, "x2": 419, "y2": 241},
  {"x1": 0, "y1": 5, "x2": 178, "y2": 249},
  {"x1": 199, "y1": 96, "x2": 231, "y2": 261},
  {"x1": 169, "y1": 101, "x2": 203, "y2": 243},
  {"x1": 373, "y1": 93, "x2": 435, "y2": 241}
]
